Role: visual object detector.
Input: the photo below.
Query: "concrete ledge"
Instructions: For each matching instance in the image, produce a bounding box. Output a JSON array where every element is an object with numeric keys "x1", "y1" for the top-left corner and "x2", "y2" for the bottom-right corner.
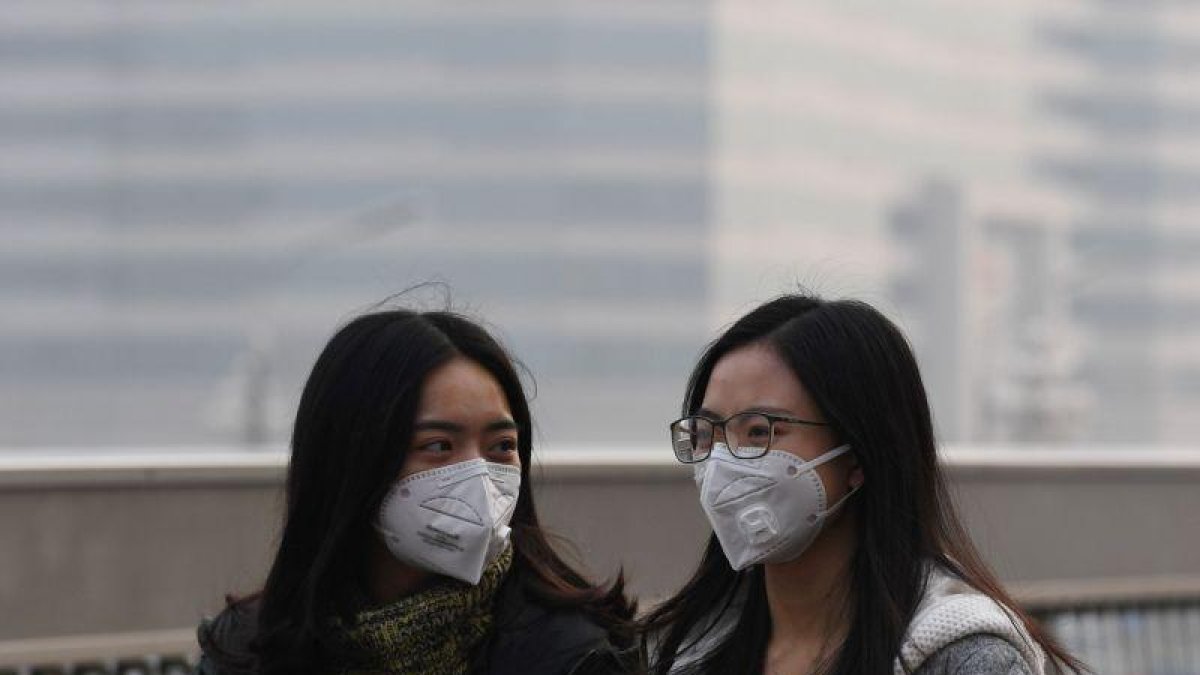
[
  {"x1": 3, "y1": 445, "x2": 1199, "y2": 642},
  {"x1": 1014, "y1": 574, "x2": 1200, "y2": 610},
  {"x1": 4, "y1": 446, "x2": 1200, "y2": 489},
  {"x1": 941, "y1": 446, "x2": 1200, "y2": 481},
  {"x1": 0, "y1": 449, "x2": 288, "y2": 489}
]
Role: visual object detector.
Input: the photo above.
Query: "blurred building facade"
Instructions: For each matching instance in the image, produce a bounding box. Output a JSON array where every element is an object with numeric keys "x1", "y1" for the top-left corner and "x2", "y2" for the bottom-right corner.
[
  {"x1": 1034, "y1": 1, "x2": 1200, "y2": 444},
  {"x1": 0, "y1": 2, "x2": 713, "y2": 447},
  {"x1": 2, "y1": 1, "x2": 1199, "y2": 448},
  {"x1": 712, "y1": 0, "x2": 1200, "y2": 445}
]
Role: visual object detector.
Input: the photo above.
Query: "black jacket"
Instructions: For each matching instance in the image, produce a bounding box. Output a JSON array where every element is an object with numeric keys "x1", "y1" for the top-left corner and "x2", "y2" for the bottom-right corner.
[
  {"x1": 196, "y1": 574, "x2": 634, "y2": 675},
  {"x1": 477, "y1": 573, "x2": 632, "y2": 675}
]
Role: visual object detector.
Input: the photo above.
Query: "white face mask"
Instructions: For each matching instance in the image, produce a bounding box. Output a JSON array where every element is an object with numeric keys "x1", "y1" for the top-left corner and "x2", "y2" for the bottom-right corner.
[
  {"x1": 377, "y1": 458, "x2": 521, "y2": 585},
  {"x1": 694, "y1": 442, "x2": 859, "y2": 570}
]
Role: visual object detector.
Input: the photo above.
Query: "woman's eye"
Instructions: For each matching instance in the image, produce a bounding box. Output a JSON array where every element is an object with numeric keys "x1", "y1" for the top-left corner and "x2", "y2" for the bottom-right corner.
[
  {"x1": 418, "y1": 439, "x2": 452, "y2": 453},
  {"x1": 491, "y1": 438, "x2": 518, "y2": 454},
  {"x1": 747, "y1": 426, "x2": 771, "y2": 439}
]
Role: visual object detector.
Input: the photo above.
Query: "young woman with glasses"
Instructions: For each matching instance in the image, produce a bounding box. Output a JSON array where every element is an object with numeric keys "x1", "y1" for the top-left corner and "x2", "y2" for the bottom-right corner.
[
  {"x1": 197, "y1": 309, "x2": 635, "y2": 675},
  {"x1": 639, "y1": 294, "x2": 1083, "y2": 675}
]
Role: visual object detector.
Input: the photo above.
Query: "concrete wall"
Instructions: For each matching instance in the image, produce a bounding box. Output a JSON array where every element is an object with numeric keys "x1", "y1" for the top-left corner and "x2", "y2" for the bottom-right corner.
[{"x1": 2, "y1": 447, "x2": 1199, "y2": 642}]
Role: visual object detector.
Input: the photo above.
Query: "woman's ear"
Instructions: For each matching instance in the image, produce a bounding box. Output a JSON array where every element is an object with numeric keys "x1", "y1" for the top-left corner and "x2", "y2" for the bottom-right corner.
[{"x1": 848, "y1": 459, "x2": 865, "y2": 490}]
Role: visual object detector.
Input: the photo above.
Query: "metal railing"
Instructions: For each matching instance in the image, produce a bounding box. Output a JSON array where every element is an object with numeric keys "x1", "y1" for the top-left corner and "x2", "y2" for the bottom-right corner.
[
  {"x1": 0, "y1": 629, "x2": 195, "y2": 675},
  {"x1": 1039, "y1": 602, "x2": 1200, "y2": 674},
  {"x1": 0, "y1": 659, "x2": 192, "y2": 675},
  {"x1": 8, "y1": 593, "x2": 1200, "y2": 675},
  {"x1": 1011, "y1": 576, "x2": 1200, "y2": 673}
]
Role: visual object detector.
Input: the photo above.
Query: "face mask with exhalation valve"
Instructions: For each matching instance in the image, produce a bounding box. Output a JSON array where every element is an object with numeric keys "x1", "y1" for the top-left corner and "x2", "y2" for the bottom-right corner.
[{"x1": 694, "y1": 442, "x2": 859, "y2": 570}]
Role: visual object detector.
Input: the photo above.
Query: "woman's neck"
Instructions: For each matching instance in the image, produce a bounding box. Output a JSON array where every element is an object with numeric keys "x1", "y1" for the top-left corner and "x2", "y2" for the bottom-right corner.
[{"x1": 762, "y1": 514, "x2": 856, "y2": 671}]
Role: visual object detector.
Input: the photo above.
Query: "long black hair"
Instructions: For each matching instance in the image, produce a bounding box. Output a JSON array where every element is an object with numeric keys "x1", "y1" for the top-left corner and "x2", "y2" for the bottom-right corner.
[
  {"x1": 638, "y1": 294, "x2": 1082, "y2": 675},
  {"x1": 201, "y1": 309, "x2": 634, "y2": 674}
]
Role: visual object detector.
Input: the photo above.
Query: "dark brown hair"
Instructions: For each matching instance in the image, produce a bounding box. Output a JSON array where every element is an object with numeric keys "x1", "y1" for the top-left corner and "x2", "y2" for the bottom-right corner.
[
  {"x1": 639, "y1": 294, "x2": 1084, "y2": 674},
  {"x1": 200, "y1": 310, "x2": 634, "y2": 674}
]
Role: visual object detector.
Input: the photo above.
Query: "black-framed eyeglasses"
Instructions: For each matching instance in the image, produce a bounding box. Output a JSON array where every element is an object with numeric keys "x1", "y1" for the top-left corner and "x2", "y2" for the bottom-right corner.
[{"x1": 669, "y1": 412, "x2": 829, "y2": 463}]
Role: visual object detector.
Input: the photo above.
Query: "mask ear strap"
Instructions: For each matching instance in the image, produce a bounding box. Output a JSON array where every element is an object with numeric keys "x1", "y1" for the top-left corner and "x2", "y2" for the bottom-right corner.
[
  {"x1": 814, "y1": 483, "x2": 861, "y2": 522},
  {"x1": 801, "y1": 443, "x2": 853, "y2": 472}
]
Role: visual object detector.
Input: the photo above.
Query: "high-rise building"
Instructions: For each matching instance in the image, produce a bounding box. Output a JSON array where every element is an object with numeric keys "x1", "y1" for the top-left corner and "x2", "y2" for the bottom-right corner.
[
  {"x1": 1035, "y1": 1, "x2": 1200, "y2": 443},
  {"x1": 0, "y1": 2, "x2": 713, "y2": 447},
  {"x1": 3, "y1": 1, "x2": 1196, "y2": 448},
  {"x1": 711, "y1": 1, "x2": 1200, "y2": 445},
  {"x1": 710, "y1": 1, "x2": 1075, "y2": 441}
]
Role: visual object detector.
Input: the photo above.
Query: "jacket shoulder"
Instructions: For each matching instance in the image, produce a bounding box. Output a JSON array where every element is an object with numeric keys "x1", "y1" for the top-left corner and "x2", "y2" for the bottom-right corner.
[
  {"x1": 484, "y1": 578, "x2": 631, "y2": 675},
  {"x1": 914, "y1": 634, "x2": 1033, "y2": 675},
  {"x1": 196, "y1": 599, "x2": 260, "y2": 675},
  {"x1": 898, "y1": 565, "x2": 1045, "y2": 674}
]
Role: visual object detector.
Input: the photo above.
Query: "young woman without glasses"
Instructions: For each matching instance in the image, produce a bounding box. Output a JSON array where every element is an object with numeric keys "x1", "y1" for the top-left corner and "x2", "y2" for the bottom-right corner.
[{"x1": 198, "y1": 309, "x2": 636, "y2": 675}]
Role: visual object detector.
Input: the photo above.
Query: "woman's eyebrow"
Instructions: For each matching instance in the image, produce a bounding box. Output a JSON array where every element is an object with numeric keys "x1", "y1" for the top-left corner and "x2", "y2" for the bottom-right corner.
[
  {"x1": 413, "y1": 419, "x2": 517, "y2": 432},
  {"x1": 745, "y1": 405, "x2": 798, "y2": 416},
  {"x1": 413, "y1": 420, "x2": 464, "y2": 432},
  {"x1": 695, "y1": 405, "x2": 798, "y2": 419},
  {"x1": 485, "y1": 419, "x2": 518, "y2": 432}
]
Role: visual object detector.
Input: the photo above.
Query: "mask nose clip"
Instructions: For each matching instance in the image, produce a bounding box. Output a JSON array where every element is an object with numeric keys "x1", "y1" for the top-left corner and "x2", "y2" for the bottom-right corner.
[{"x1": 737, "y1": 505, "x2": 779, "y2": 545}]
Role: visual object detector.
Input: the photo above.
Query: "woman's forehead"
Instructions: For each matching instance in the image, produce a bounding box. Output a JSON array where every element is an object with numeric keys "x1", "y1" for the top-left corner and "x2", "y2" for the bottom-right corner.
[
  {"x1": 703, "y1": 344, "x2": 817, "y2": 416},
  {"x1": 417, "y1": 357, "x2": 512, "y2": 419}
]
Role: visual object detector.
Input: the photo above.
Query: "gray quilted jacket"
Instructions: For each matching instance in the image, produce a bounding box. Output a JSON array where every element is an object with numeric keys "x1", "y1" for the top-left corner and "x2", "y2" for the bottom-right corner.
[{"x1": 914, "y1": 634, "x2": 1033, "y2": 675}]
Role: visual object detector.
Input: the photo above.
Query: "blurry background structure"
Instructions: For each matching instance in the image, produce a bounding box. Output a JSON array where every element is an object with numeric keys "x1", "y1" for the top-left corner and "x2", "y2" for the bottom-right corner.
[
  {"x1": 2, "y1": 1, "x2": 713, "y2": 448},
  {"x1": 2, "y1": 1, "x2": 1200, "y2": 673},
  {"x1": 4, "y1": 0, "x2": 1200, "y2": 450}
]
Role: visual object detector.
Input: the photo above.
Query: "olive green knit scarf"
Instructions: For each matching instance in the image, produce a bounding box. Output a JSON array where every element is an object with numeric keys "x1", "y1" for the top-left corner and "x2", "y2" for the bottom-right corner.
[{"x1": 340, "y1": 546, "x2": 513, "y2": 675}]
